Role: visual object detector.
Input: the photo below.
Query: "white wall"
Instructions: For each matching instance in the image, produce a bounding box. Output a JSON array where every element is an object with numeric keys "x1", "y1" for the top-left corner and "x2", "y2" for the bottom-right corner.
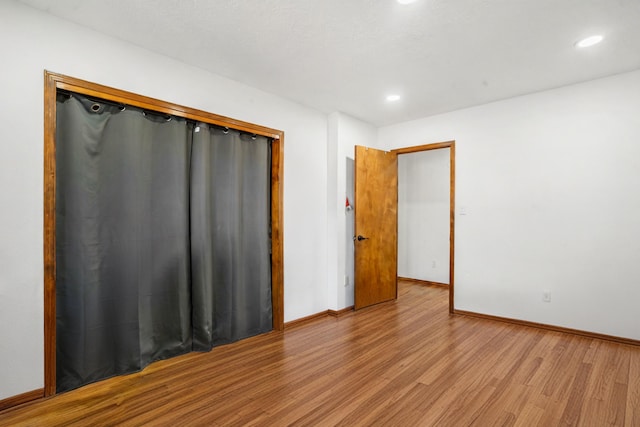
[
  {"x1": 326, "y1": 114, "x2": 339, "y2": 310},
  {"x1": 345, "y1": 157, "x2": 355, "y2": 305},
  {"x1": 326, "y1": 113, "x2": 379, "y2": 310},
  {"x1": 0, "y1": 1, "x2": 329, "y2": 400},
  {"x1": 398, "y1": 149, "x2": 450, "y2": 283},
  {"x1": 380, "y1": 69, "x2": 640, "y2": 341}
]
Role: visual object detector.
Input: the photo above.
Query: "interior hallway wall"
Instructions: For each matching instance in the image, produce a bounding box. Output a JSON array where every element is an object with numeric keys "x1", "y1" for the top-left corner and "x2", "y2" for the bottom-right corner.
[
  {"x1": 327, "y1": 113, "x2": 379, "y2": 311},
  {"x1": 398, "y1": 149, "x2": 450, "y2": 284},
  {"x1": 345, "y1": 158, "x2": 355, "y2": 304},
  {"x1": 380, "y1": 69, "x2": 640, "y2": 341},
  {"x1": 0, "y1": 1, "x2": 329, "y2": 400}
]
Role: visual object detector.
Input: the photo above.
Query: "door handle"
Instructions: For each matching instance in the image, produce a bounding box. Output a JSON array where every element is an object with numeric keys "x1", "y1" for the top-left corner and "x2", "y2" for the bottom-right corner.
[{"x1": 355, "y1": 235, "x2": 369, "y2": 241}]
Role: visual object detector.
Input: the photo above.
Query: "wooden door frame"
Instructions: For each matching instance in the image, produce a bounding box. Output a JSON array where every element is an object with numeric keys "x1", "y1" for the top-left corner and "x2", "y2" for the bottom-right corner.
[
  {"x1": 392, "y1": 141, "x2": 455, "y2": 314},
  {"x1": 43, "y1": 71, "x2": 285, "y2": 397}
]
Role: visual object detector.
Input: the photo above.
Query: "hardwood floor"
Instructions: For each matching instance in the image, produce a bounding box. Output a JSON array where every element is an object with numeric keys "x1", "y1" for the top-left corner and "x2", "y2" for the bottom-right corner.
[{"x1": 2, "y1": 281, "x2": 639, "y2": 426}]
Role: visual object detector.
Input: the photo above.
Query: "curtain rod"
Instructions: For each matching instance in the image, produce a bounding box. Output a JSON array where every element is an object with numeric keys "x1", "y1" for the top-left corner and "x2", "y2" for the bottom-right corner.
[{"x1": 58, "y1": 89, "x2": 263, "y2": 140}]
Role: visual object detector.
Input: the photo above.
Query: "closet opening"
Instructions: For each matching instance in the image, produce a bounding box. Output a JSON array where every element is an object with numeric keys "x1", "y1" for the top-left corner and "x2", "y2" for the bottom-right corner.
[{"x1": 43, "y1": 71, "x2": 284, "y2": 396}]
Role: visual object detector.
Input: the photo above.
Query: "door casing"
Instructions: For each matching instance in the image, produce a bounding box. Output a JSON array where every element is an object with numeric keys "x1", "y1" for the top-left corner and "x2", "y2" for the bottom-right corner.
[{"x1": 392, "y1": 141, "x2": 455, "y2": 313}]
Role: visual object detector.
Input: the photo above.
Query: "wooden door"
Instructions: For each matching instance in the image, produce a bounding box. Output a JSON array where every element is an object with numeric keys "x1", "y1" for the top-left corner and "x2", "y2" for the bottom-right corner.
[{"x1": 354, "y1": 145, "x2": 398, "y2": 309}]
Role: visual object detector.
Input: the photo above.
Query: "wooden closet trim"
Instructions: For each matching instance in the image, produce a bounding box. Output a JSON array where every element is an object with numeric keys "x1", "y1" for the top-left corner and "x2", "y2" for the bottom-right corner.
[{"x1": 43, "y1": 71, "x2": 285, "y2": 397}]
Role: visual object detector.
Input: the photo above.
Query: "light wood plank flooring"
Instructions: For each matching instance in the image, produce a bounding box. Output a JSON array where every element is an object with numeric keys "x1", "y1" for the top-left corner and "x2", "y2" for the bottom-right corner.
[{"x1": 1, "y1": 281, "x2": 639, "y2": 426}]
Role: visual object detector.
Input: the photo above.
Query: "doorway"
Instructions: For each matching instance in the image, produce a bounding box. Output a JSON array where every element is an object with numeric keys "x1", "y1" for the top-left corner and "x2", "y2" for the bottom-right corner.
[
  {"x1": 352, "y1": 141, "x2": 455, "y2": 313},
  {"x1": 393, "y1": 142, "x2": 455, "y2": 313},
  {"x1": 398, "y1": 149, "x2": 450, "y2": 283}
]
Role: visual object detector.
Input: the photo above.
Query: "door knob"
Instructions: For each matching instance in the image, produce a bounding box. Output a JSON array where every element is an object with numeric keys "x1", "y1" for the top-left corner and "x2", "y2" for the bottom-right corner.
[{"x1": 355, "y1": 235, "x2": 369, "y2": 241}]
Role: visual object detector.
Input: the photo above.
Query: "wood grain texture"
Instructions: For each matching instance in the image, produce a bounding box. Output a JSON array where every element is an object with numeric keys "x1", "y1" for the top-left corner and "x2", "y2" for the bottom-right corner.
[
  {"x1": 42, "y1": 71, "x2": 285, "y2": 399},
  {"x1": 43, "y1": 71, "x2": 57, "y2": 397},
  {"x1": 449, "y1": 141, "x2": 456, "y2": 314},
  {"x1": 455, "y1": 309, "x2": 640, "y2": 347},
  {"x1": 328, "y1": 306, "x2": 354, "y2": 317},
  {"x1": 391, "y1": 140, "x2": 456, "y2": 155},
  {"x1": 0, "y1": 389, "x2": 43, "y2": 412},
  {"x1": 270, "y1": 134, "x2": 285, "y2": 331},
  {"x1": 283, "y1": 311, "x2": 329, "y2": 329},
  {"x1": 3, "y1": 281, "x2": 639, "y2": 426},
  {"x1": 354, "y1": 145, "x2": 398, "y2": 310},
  {"x1": 285, "y1": 306, "x2": 354, "y2": 328},
  {"x1": 50, "y1": 72, "x2": 281, "y2": 139},
  {"x1": 398, "y1": 276, "x2": 448, "y2": 287}
]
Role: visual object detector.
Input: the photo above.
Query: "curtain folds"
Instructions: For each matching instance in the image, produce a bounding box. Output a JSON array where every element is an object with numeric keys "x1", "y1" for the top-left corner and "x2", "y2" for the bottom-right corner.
[
  {"x1": 191, "y1": 125, "x2": 272, "y2": 350},
  {"x1": 55, "y1": 94, "x2": 272, "y2": 393}
]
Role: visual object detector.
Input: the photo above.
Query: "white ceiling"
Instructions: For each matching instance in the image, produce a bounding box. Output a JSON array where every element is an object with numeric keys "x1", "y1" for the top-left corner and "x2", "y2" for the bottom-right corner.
[{"x1": 18, "y1": 0, "x2": 640, "y2": 126}]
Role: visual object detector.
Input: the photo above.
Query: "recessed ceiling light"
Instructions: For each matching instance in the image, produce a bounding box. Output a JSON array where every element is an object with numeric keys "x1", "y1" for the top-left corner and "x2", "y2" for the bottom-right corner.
[
  {"x1": 575, "y1": 35, "x2": 604, "y2": 48},
  {"x1": 386, "y1": 94, "x2": 401, "y2": 102},
  {"x1": 397, "y1": 0, "x2": 417, "y2": 4}
]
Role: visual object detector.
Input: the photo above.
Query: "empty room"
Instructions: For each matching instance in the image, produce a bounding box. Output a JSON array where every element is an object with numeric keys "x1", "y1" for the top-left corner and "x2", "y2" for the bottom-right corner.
[{"x1": 1, "y1": 0, "x2": 639, "y2": 425}]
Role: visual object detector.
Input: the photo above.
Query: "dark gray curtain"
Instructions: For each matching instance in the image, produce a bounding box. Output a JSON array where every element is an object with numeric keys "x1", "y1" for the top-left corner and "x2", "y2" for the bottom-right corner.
[
  {"x1": 56, "y1": 94, "x2": 273, "y2": 393},
  {"x1": 56, "y1": 94, "x2": 193, "y2": 393},
  {"x1": 191, "y1": 125, "x2": 272, "y2": 350}
]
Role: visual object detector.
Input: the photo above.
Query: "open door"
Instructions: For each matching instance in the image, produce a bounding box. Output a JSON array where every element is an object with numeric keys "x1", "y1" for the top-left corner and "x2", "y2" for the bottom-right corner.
[{"x1": 354, "y1": 145, "x2": 398, "y2": 309}]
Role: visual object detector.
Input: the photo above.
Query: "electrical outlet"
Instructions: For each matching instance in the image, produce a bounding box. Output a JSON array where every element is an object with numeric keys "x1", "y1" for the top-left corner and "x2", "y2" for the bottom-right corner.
[
  {"x1": 432, "y1": 261, "x2": 436, "y2": 268},
  {"x1": 344, "y1": 275, "x2": 349, "y2": 287},
  {"x1": 543, "y1": 291, "x2": 551, "y2": 302}
]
